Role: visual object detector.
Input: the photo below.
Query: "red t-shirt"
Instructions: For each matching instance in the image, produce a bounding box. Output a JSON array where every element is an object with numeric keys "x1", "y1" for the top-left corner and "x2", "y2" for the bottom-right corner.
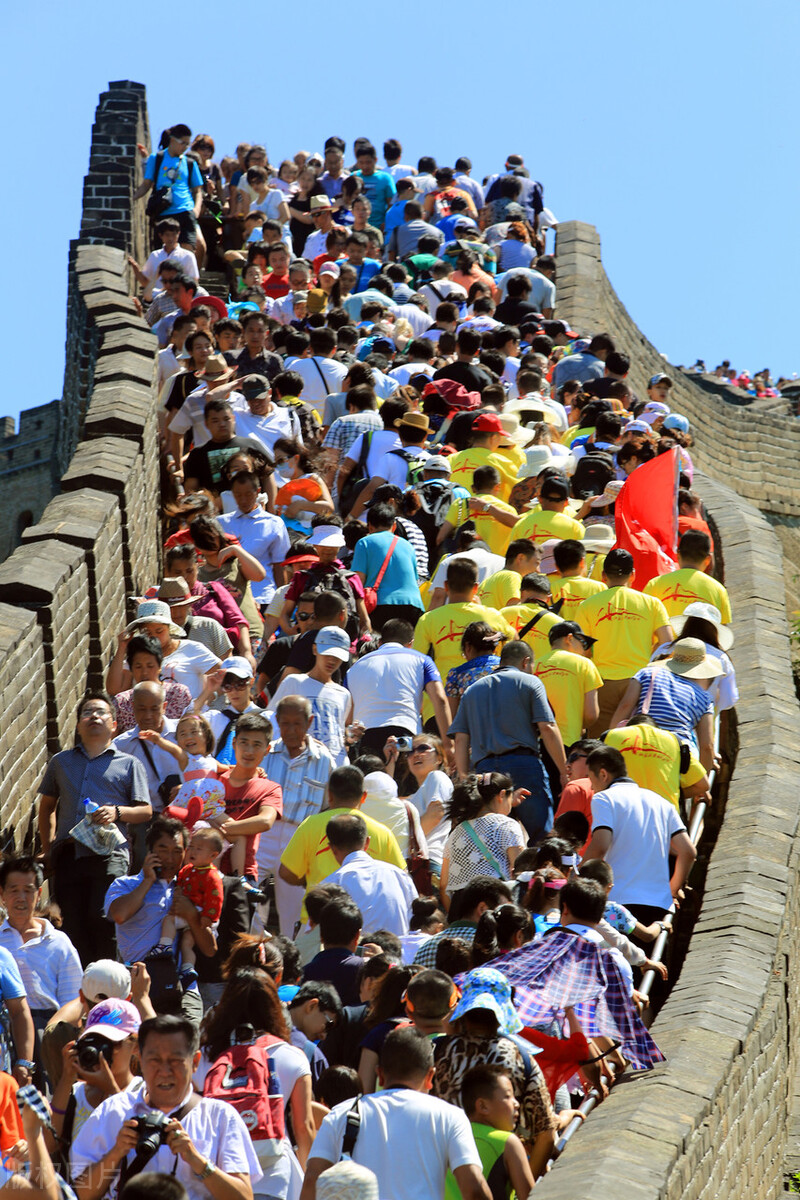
[
  {"x1": 221, "y1": 776, "x2": 283, "y2": 878},
  {"x1": 555, "y1": 778, "x2": 593, "y2": 853},
  {"x1": 677, "y1": 514, "x2": 715, "y2": 552},
  {"x1": 178, "y1": 863, "x2": 224, "y2": 923},
  {"x1": 263, "y1": 272, "x2": 291, "y2": 300}
]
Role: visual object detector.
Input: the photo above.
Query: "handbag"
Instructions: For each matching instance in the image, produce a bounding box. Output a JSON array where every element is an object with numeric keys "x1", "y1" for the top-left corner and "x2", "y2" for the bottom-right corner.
[
  {"x1": 404, "y1": 802, "x2": 433, "y2": 896},
  {"x1": 363, "y1": 535, "x2": 399, "y2": 613}
]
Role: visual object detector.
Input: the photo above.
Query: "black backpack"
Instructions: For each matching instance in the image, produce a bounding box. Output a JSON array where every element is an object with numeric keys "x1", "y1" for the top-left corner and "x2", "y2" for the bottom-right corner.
[
  {"x1": 570, "y1": 450, "x2": 616, "y2": 500},
  {"x1": 301, "y1": 564, "x2": 359, "y2": 635},
  {"x1": 411, "y1": 479, "x2": 459, "y2": 557}
]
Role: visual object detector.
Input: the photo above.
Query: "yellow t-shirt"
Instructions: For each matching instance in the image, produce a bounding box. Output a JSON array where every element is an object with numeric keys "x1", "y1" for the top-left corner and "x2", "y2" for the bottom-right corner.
[
  {"x1": 478, "y1": 569, "x2": 523, "y2": 610},
  {"x1": 534, "y1": 649, "x2": 604, "y2": 746},
  {"x1": 510, "y1": 508, "x2": 586, "y2": 546},
  {"x1": 281, "y1": 809, "x2": 406, "y2": 916},
  {"x1": 502, "y1": 602, "x2": 561, "y2": 662},
  {"x1": 604, "y1": 725, "x2": 707, "y2": 809},
  {"x1": 585, "y1": 551, "x2": 607, "y2": 581},
  {"x1": 447, "y1": 449, "x2": 519, "y2": 501},
  {"x1": 414, "y1": 601, "x2": 517, "y2": 680},
  {"x1": 550, "y1": 576, "x2": 607, "y2": 623},
  {"x1": 561, "y1": 425, "x2": 593, "y2": 447},
  {"x1": 643, "y1": 568, "x2": 732, "y2": 624},
  {"x1": 575, "y1": 586, "x2": 671, "y2": 680},
  {"x1": 442, "y1": 493, "x2": 519, "y2": 557}
]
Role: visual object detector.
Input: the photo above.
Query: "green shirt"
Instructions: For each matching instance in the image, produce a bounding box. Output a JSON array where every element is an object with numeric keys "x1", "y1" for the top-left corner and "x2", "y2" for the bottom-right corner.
[{"x1": 446, "y1": 1122, "x2": 513, "y2": 1200}]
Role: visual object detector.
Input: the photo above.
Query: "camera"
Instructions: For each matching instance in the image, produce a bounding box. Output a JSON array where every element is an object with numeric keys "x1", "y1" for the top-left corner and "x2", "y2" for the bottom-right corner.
[
  {"x1": 396, "y1": 736, "x2": 414, "y2": 752},
  {"x1": 130, "y1": 1111, "x2": 171, "y2": 1168},
  {"x1": 76, "y1": 1032, "x2": 116, "y2": 1072}
]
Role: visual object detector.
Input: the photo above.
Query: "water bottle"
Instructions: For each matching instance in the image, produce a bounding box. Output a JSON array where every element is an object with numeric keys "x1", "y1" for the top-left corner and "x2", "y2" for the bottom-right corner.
[{"x1": 83, "y1": 798, "x2": 114, "y2": 849}]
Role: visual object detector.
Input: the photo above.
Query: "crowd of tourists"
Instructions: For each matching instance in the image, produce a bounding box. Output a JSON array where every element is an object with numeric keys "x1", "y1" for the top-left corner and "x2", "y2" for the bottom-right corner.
[{"x1": 0, "y1": 126, "x2": 739, "y2": 1200}]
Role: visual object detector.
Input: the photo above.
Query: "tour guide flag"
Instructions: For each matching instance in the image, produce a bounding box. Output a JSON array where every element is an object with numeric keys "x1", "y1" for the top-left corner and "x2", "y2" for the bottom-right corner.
[{"x1": 613, "y1": 447, "x2": 679, "y2": 590}]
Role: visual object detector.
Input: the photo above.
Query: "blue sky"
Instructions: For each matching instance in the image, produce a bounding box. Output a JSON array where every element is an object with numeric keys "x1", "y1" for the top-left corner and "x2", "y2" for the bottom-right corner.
[{"x1": 5, "y1": 1, "x2": 799, "y2": 427}]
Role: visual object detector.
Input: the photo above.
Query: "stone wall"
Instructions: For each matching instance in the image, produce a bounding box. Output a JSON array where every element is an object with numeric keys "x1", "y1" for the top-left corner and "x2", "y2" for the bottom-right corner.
[
  {"x1": 0, "y1": 82, "x2": 158, "y2": 834},
  {"x1": 534, "y1": 230, "x2": 800, "y2": 1197}
]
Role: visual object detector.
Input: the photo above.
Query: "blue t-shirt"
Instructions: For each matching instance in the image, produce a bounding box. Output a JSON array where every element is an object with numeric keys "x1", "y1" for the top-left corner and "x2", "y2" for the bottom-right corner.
[
  {"x1": 104, "y1": 873, "x2": 175, "y2": 964},
  {"x1": 352, "y1": 530, "x2": 422, "y2": 607},
  {"x1": 353, "y1": 170, "x2": 396, "y2": 226},
  {"x1": 145, "y1": 151, "x2": 204, "y2": 215}
]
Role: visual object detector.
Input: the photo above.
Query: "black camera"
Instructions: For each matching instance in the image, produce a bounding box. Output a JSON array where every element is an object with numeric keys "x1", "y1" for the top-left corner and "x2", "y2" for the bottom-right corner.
[
  {"x1": 129, "y1": 1111, "x2": 171, "y2": 1170},
  {"x1": 76, "y1": 1032, "x2": 116, "y2": 1072}
]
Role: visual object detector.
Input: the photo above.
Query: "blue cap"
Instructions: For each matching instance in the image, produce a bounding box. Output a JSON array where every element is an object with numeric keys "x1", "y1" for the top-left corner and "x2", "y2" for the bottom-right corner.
[{"x1": 314, "y1": 626, "x2": 351, "y2": 662}]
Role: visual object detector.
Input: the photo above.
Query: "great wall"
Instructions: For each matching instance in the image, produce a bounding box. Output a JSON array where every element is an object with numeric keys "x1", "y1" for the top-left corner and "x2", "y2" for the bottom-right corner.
[{"x1": 0, "y1": 81, "x2": 797, "y2": 1197}]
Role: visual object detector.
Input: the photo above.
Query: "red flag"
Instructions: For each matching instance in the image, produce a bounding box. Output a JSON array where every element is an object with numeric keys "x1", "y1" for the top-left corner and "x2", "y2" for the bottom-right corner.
[{"x1": 613, "y1": 448, "x2": 679, "y2": 590}]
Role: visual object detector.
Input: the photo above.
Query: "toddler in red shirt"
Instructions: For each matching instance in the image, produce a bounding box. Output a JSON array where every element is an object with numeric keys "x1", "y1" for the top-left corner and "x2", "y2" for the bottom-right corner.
[{"x1": 161, "y1": 826, "x2": 225, "y2": 966}]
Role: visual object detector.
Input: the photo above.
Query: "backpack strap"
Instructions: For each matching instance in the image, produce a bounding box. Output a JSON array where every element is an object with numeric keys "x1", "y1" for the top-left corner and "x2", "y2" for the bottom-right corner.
[
  {"x1": 502, "y1": 1032, "x2": 535, "y2": 1087},
  {"x1": 215, "y1": 710, "x2": 240, "y2": 757},
  {"x1": 340, "y1": 1098, "x2": 361, "y2": 1158},
  {"x1": 461, "y1": 820, "x2": 506, "y2": 879}
]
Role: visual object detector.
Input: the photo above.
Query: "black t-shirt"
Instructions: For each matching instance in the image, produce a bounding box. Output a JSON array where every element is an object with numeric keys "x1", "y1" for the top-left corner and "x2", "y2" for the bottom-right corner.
[
  {"x1": 494, "y1": 298, "x2": 540, "y2": 326},
  {"x1": 183, "y1": 436, "x2": 259, "y2": 490},
  {"x1": 224, "y1": 346, "x2": 283, "y2": 381},
  {"x1": 285, "y1": 628, "x2": 347, "y2": 683},
  {"x1": 433, "y1": 361, "x2": 493, "y2": 394}
]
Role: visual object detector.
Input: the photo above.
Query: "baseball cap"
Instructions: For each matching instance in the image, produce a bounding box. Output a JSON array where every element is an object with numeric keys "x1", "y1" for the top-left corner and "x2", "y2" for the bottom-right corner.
[
  {"x1": 221, "y1": 655, "x2": 254, "y2": 681},
  {"x1": 81, "y1": 960, "x2": 131, "y2": 1005},
  {"x1": 543, "y1": 319, "x2": 578, "y2": 340},
  {"x1": 307, "y1": 524, "x2": 346, "y2": 549},
  {"x1": 640, "y1": 401, "x2": 671, "y2": 426},
  {"x1": 623, "y1": 419, "x2": 651, "y2": 435},
  {"x1": 80, "y1": 999, "x2": 141, "y2": 1043},
  {"x1": 240, "y1": 375, "x2": 271, "y2": 403},
  {"x1": 471, "y1": 413, "x2": 505, "y2": 434},
  {"x1": 662, "y1": 413, "x2": 690, "y2": 433},
  {"x1": 648, "y1": 373, "x2": 673, "y2": 388},
  {"x1": 540, "y1": 477, "x2": 569, "y2": 501},
  {"x1": 424, "y1": 455, "x2": 452, "y2": 474},
  {"x1": 548, "y1": 620, "x2": 597, "y2": 649},
  {"x1": 319, "y1": 262, "x2": 341, "y2": 280},
  {"x1": 314, "y1": 626, "x2": 351, "y2": 662}
]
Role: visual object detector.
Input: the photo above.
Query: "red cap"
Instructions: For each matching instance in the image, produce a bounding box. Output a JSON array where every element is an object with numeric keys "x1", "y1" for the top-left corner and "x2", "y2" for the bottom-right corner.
[{"x1": 472, "y1": 412, "x2": 505, "y2": 434}]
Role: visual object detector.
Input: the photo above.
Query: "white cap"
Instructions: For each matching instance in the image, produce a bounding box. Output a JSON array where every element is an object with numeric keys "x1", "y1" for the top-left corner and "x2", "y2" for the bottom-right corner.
[
  {"x1": 363, "y1": 771, "x2": 399, "y2": 803},
  {"x1": 221, "y1": 656, "x2": 254, "y2": 680},
  {"x1": 81, "y1": 960, "x2": 131, "y2": 1004}
]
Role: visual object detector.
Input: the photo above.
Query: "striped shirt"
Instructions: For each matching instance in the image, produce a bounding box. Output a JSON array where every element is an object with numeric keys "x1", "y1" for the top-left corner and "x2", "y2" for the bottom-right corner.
[
  {"x1": 262, "y1": 736, "x2": 335, "y2": 825},
  {"x1": 322, "y1": 411, "x2": 383, "y2": 456},
  {"x1": 412, "y1": 921, "x2": 478, "y2": 968},
  {"x1": 633, "y1": 666, "x2": 713, "y2": 748}
]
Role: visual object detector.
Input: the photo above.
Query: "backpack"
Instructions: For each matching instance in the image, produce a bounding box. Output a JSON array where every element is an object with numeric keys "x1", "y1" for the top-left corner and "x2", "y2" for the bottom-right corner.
[
  {"x1": 301, "y1": 563, "x2": 359, "y2": 634},
  {"x1": 411, "y1": 478, "x2": 459, "y2": 557},
  {"x1": 570, "y1": 451, "x2": 616, "y2": 500},
  {"x1": 388, "y1": 446, "x2": 430, "y2": 488},
  {"x1": 203, "y1": 1032, "x2": 286, "y2": 1166}
]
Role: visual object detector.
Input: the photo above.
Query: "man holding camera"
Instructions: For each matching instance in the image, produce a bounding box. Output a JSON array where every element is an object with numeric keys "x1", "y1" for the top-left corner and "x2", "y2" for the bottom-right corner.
[{"x1": 71, "y1": 1014, "x2": 261, "y2": 1200}]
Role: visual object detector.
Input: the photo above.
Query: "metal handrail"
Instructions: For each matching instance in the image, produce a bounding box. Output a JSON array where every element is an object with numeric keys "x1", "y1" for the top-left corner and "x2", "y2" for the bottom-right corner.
[{"x1": 549, "y1": 715, "x2": 721, "y2": 1162}]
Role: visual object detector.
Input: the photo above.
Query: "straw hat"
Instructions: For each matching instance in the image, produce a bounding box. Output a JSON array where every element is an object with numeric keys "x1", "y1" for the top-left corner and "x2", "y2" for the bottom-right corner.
[{"x1": 662, "y1": 637, "x2": 724, "y2": 680}]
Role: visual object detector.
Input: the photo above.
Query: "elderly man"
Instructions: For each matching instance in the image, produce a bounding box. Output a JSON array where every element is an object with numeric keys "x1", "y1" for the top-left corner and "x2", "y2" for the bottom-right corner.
[
  {"x1": 448, "y1": 641, "x2": 567, "y2": 843},
  {"x1": 113, "y1": 681, "x2": 179, "y2": 817},
  {"x1": 71, "y1": 1013, "x2": 261, "y2": 1200},
  {"x1": 232, "y1": 374, "x2": 303, "y2": 454},
  {"x1": 257, "y1": 696, "x2": 335, "y2": 935},
  {"x1": 38, "y1": 692, "x2": 152, "y2": 966}
]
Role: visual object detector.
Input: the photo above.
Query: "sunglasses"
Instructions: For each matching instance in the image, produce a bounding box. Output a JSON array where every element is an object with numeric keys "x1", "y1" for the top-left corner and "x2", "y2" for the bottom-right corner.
[
  {"x1": 295, "y1": 611, "x2": 313, "y2": 621},
  {"x1": 412, "y1": 743, "x2": 435, "y2": 753},
  {"x1": 567, "y1": 753, "x2": 587, "y2": 764},
  {"x1": 223, "y1": 677, "x2": 250, "y2": 689}
]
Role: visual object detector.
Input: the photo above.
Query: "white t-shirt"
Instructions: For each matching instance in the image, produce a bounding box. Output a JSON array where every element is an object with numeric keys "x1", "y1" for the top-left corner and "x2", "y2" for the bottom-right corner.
[
  {"x1": 345, "y1": 429, "x2": 401, "y2": 476},
  {"x1": 284, "y1": 357, "x2": 348, "y2": 416},
  {"x1": 430, "y1": 549, "x2": 506, "y2": 591},
  {"x1": 161, "y1": 639, "x2": 220, "y2": 699},
  {"x1": 346, "y1": 643, "x2": 433, "y2": 734},
  {"x1": 142, "y1": 246, "x2": 199, "y2": 298},
  {"x1": 311, "y1": 1088, "x2": 479, "y2": 1200},
  {"x1": 250, "y1": 189, "x2": 288, "y2": 220},
  {"x1": 269, "y1": 675, "x2": 352, "y2": 766},
  {"x1": 70, "y1": 1089, "x2": 263, "y2": 1200},
  {"x1": 232, "y1": 400, "x2": 301, "y2": 454},
  {"x1": 371, "y1": 445, "x2": 431, "y2": 489},
  {"x1": 388, "y1": 362, "x2": 436, "y2": 386},
  {"x1": 157, "y1": 346, "x2": 181, "y2": 392},
  {"x1": 591, "y1": 779, "x2": 686, "y2": 911},
  {"x1": 194, "y1": 1041, "x2": 309, "y2": 1200},
  {"x1": 406, "y1": 770, "x2": 453, "y2": 865}
]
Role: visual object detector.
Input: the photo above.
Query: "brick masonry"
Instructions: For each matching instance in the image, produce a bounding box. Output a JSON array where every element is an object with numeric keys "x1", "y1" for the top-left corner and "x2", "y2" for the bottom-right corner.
[{"x1": 534, "y1": 229, "x2": 800, "y2": 1197}]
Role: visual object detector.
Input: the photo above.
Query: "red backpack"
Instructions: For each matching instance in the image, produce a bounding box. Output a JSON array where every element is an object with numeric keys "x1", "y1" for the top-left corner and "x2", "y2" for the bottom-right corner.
[{"x1": 203, "y1": 1033, "x2": 286, "y2": 1165}]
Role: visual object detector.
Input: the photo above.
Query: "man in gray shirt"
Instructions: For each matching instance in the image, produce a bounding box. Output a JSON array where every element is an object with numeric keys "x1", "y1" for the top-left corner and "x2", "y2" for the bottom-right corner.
[
  {"x1": 448, "y1": 642, "x2": 567, "y2": 842},
  {"x1": 387, "y1": 202, "x2": 445, "y2": 261},
  {"x1": 38, "y1": 691, "x2": 151, "y2": 965}
]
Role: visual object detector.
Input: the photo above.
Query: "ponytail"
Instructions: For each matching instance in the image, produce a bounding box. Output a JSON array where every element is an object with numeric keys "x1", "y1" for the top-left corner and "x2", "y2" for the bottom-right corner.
[{"x1": 446, "y1": 772, "x2": 513, "y2": 827}]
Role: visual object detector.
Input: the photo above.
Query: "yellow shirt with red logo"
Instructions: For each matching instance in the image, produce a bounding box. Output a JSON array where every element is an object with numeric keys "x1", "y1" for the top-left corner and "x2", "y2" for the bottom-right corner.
[
  {"x1": 413, "y1": 601, "x2": 517, "y2": 681},
  {"x1": 575, "y1": 586, "x2": 671, "y2": 680},
  {"x1": 444, "y1": 494, "x2": 519, "y2": 557},
  {"x1": 604, "y1": 725, "x2": 707, "y2": 809},
  {"x1": 502, "y1": 602, "x2": 561, "y2": 662},
  {"x1": 447, "y1": 448, "x2": 519, "y2": 501},
  {"x1": 510, "y1": 508, "x2": 586, "y2": 546},
  {"x1": 643, "y1": 568, "x2": 732, "y2": 624},
  {"x1": 534, "y1": 649, "x2": 603, "y2": 746},
  {"x1": 478, "y1": 569, "x2": 523, "y2": 610},
  {"x1": 550, "y1": 576, "x2": 607, "y2": 623}
]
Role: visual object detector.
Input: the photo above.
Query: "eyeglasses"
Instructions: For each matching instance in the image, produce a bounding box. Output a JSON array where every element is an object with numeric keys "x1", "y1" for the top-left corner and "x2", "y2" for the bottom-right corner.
[{"x1": 322, "y1": 1012, "x2": 337, "y2": 1029}]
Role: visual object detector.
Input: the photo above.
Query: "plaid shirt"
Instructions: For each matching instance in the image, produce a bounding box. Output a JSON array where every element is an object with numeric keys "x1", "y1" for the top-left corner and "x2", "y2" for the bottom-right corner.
[
  {"x1": 323, "y1": 410, "x2": 383, "y2": 456},
  {"x1": 262, "y1": 736, "x2": 335, "y2": 825},
  {"x1": 413, "y1": 921, "x2": 478, "y2": 968},
  {"x1": 482, "y1": 928, "x2": 665, "y2": 1072}
]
